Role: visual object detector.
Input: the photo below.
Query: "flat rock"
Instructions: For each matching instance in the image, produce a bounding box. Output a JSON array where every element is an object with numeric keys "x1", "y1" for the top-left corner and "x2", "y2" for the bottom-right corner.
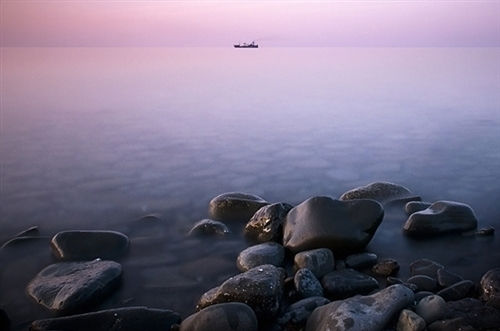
[
  {"x1": 407, "y1": 275, "x2": 438, "y2": 292},
  {"x1": 345, "y1": 252, "x2": 378, "y2": 270},
  {"x1": 294, "y1": 248, "x2": 334, "y2": 278},
  {"x1": 188, "y1": 219, "x2": 230, "y2": 237},
  {"x1": 340, "y1": 181, "x2": 417, "y2": 204},
  {"x1": 410, "y1": 258, "x2": 444, "y2": 278},
  {"x1": 480, "y1": 267, "x2": 500, "y2": 309},
  {"x1": 415, "y1": 295, "x2": 447, "y2": 324},
  {"x1": 31, "y1": 306, "x2": 181, "y2": 331},
  {"x1": 244, "y1": 202, "x2": 293, "y2": 242},
  {"x1": 437, "y1": 268, "x2": 463, "y2": 288},
  {"x1": 397, "y1": 309, "x2": 426, "y2": 331},
  {"x1": 372, "y1": 258, "x2": 400, "y2": 276},
  {"x1": 437, "y1": 280, "x2": 474, "y2": 301},
  {"x1": 51, "y1": 230, "x2": 129, "y2": 260},
  {"x1": 209, "y1": 192, "x2": 269, "y2": 222},
  {"x1": 427, "y1": 317, "x2": 477, "y2": 331},
  {"x1": 294, "y1": 268, "x2": 323, "y2": 298},
  {"x1": 27, "y1": 260, "x2": 122, "y2": 313},
  {"x1": 277, "y1": 296, "x2": 330, "y2": 330},
  {"x1": 403, "y1": 201, "x2": 478, "y2": 236},
  {"x1": 180, "y1": 303, "x2": 257, "y2": 331},
  {"x1": 445, "y1": 297, "x2": 500, "y2": 330},
  {"x1": 236, "y1": 242, "x2": 285, "y2": 272},
  {"x1": 405, "y1": 201, "x2": 432, "y2": 215},
  {"x1": 306, "y1": 284, "x2": 414, "y2": 331},
  {"x1": 283, "y1": 196, "x2": 383, "y2": 254},
  {"x1": 321, "y1": 268, "x2": 379, "y2": 299}
]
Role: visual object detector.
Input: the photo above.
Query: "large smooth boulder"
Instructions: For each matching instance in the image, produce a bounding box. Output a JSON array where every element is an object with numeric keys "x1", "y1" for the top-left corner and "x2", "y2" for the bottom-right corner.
[
  {"x1": 283, "y1": 196, "x2": 383, "y2": 254},
  {"x1": 188, "y1": 219, "x2": 230, "y2": 237},
  {"x1": 306, "y1": 284, "x2": 414, "y2": 331},
  {"x1": 236, "y1": 242, "x2": 285, "y2": 272},
  {"x1": 403, "y1": 201, "x2": 478, "y2": 236},
  {"x1": 244, "y1": 203, "x2": 293, "y2": 242},
  {"x1": 294, "y1": 248, "x2": 334, "y2": 278},
  {"x1": 30, "y1": 306, "x2": 180, "y2": 331},
  {"x1": 340, "y1": 182, "x2": 418, "y2": 204},
  {"x1": 180, "y1": 303, "x2": 257, "y2": 331},
  {"x1": 209, "y1": 192, "x2": 269, "y2": 222},
  {"x1": 321, "y1": 268, "x2": 379, "y2": 299},
  {"x1": 27, "y1": 260, "x2": 122, "y2": 313},
  {"x1": 480, "y1": 267, "x2": 500, "y2": 309}
]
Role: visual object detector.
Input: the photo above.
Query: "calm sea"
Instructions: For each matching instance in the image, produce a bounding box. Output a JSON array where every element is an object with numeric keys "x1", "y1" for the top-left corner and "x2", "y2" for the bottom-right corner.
[{"x1": 1, "y1": 47, "x2": 499, "y2": 329}]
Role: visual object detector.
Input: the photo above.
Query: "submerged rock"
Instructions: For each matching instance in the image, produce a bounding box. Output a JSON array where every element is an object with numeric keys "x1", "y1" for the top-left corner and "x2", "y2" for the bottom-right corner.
[
  {"x1": 294, "y1": 268, "x2": 323, "y2": 298},
  {"x1": 209, "y1": 192, "x2": 269, "y2": 222},
  {"x1": 437, "y1": 268, "x2": 463, "y2": 288},
  {"x1": 476, "y1": 226, "x2": 495, "y2": 236},
  {"x1": 180, "y1": 303, "x2": 257, "y2": 331},
  {"x1": 480, "y1": 268, "x2": 500, "y2": 309},
  {"x1": 407, "y1": 275, "x2": 438, "y2": 292},
  {"x1": 236, "y1": 242, "x2": 285, "y2": 272},
  {"x1": 340, "y1": 181, "x2": 418, "y2": 204},
  {"x1": 244, "y1": 202, "x2": 293, "y2": 243},
  {"x1": 410, "y1": 258, "x2": 444, "y2": 278},
  {"x1": 372, "y1": 258, "x2": 400, "y2": 276},
  {"x1": 294, "y1": 248, "x2": 334, "y2": 278},
  {"x1": 321, "y1": 268, "x2": 379, "y2": 299},
  {"x1": 188, "y1": 219, "x2": 230, "y2": 237}
]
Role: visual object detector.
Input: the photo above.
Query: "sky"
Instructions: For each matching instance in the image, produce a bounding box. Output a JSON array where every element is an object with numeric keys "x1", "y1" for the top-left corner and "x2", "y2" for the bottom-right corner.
[{"x1": 1, "y1": 1, "x2": 499, "y2": 47}]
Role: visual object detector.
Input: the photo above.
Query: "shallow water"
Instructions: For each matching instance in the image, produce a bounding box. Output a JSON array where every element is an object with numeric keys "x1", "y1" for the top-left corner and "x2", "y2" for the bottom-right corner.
[{"x1": 1, "y1": 47, "x2": 499, "y2": 329}]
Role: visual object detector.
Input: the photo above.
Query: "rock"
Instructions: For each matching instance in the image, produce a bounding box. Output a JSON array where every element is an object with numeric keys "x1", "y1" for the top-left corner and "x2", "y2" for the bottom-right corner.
[
  {"x1": 340, "y1": 182, "x2": 418, "y2": 204},
  {"x1": 283, "y1": 196, "x2": 383, "y2": 254},
  {"x1": 30, "y1": 306, "x2": 181, "y2": 331},
  {"x1": 0, "y1": 308, "x2": 9, "y2": 331},
  {"x1": 437, "y1": 280, "x2": 474, "y2": 301},
  {"x1": 180, "y1": 303, "x2": 257, "y2": 331},
  {"x1": 209, "y1": 192, "x2": 269, "y2": 222},
  {"x1": 196, "y1": 264, "x2": 285, "y2": 319},
  {"x1": 427, "y1": 317, "x2": 477, "y2": 331},
  {"x1": 480, "y1": 267, "x2": 500, "y2": 309},
  {"x1": 410, "y1": 258, "x2": 444, "y2": 278},
  {"x1": 188, "y1": 219, "x2": 230, "y2": 237},
  {"x1": 407, "y1": 275, "x2": 438, "y2": 292},
  {"x1": 414, "y1": 291, "x2": 434, "y2": 302},
  {"x1": 387, "y1": 276, "x2": 404, "y2": 286},
  {"x1": 321, "y1": 268, "x2": 379, "y2": 299},
  {"x1": 51, "y1": 230, "x2": 129, "y2": 260},
  {"x1": 372, "y1": 258, "x2": 400, "y2": 276},
  {"x1": 294, "y1": 248, "x2": 334, "y2": 278},
  {"x1": 306, "y1": 284, "x2": 414, "y2": 331},
  {"x1": 244, "y1": 203, "x2": 293, "y2": 242},
  {"x1": 476, "y1": 226, "x2": 495, "y2": 236},
  {"x1": 236, "y1": 242, "x2": 285, "y2": 272},
  {"x1": 397, "y1": 309, "x2": 426, "y2": 331},
  {"x1": 27, "y1": 260, "x2": 122, "y2": 313},
  {"x1": 294, "y1": 268, "x2": 323, "y2": 298},
  {"x1": 405, "y1": 201, "x2": 432, "y2": 215},
  {"x1": 345, "y1": 252, "x2": 378, "y2": 270},
  {"x1": 403, "y1": 201, "x2": 478, "y2": 236},
  {"x1": 415, "y1": 295, "x2": 447, "y2": 324},
  {"x1": 445, "y1": 298, "x2": 500, "y2": 330},
  {"x1": 277, "y1": 296, "x2": 330, "y2": 330},
  {"x1": 437, "y1": 268, "x2": 463, "y2": 288}
]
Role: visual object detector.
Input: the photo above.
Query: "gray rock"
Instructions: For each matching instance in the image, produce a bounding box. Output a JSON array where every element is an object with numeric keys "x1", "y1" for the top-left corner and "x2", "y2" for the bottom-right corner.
[
  {"x1": 340, "y1": 182, "x2": 417, "y2": 204},
  {"x1": 436, "y1": 268, "x2": 463, "y2": 288},
  {"x1": 480, "y1": 267, "x2": 500, "y2": 309},
  {"x1": 27, "y1": 260, "x2": 122, "y2": 313},
  {"x1": 51, "y1": 230, "x2": 129, "y2": 260},
  {"x1": 306, "y1": 284, "x2": 414, "y2": 331},
  {"x1": 415, "y1": 295, "x2": 447, "y2": 324},
  {"x1": 414, "y1": 291, "x2": 434, "y2": 302},
  {"x1": 294, "y1": 268, "x2": 323, "y2": 298},
  {"x1": 345, "y1": 252, "x2": 378, "y2": 270},
  {"x1": 397, "y1": 309, "x2": 426, "y2": 331},
  {"x1": 321, "y1": 268, "x2": 379, "y2": 299},
  {"x1": 197, "y1": 264, "x2": 285, "y2": 319},
  {"x1": 410, "y1": 258, "x2": 444, "y2": 278},
  {"x1": 180, "y1": 303, "x2": 257, "y2": 331},
  {"x1": 30, "y1": 306, "x2": 181, "y2": 331},
  {"x1": 236, "y1": 242, "x2": 285, "y2": 272},
  {"x1": 209, "y1": 192, "x2": 269, "y2": 222},
  {"x1": 294, "y1": 248, "x2": 334, "y2": 278},
  {"x1": 405, "y1": 201, "x2": 432, "y2": 215},
  {"x1": 407, "y1": 275, "x2": 438, "y2": 292},
  {"x1": 277, "y1": 296, "x2": 330, "y2": 330},
  {"x1": 284, "y1": 196, "x2": 383, "y2": 254},
  {"x1": 445, "y1": 298, "x2": 500, "y2": 330},
  {"x1": 403, "y1": 201, "x2": 478, "y2": 236},
  {"x1": 427, "y1": 317, "x2": 477, "y2": 331},
  {"x1": 244, "y1": 203, "x2": 293, "y2": 242},
  {"x1": 437, "y1": 280, "x2": 474, "y2": 301},
  {"x1": 372, "y1": 258, "x2": 400, "y2": 276},
  {"x1": 188, "y1": 219, "x2": 230, "y2": 237}
]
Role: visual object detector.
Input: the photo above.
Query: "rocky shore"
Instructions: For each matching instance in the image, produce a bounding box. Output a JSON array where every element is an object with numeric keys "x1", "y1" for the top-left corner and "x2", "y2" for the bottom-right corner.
[{"x1": 1, "y1": 182, "x2": 499, "y2": 330}]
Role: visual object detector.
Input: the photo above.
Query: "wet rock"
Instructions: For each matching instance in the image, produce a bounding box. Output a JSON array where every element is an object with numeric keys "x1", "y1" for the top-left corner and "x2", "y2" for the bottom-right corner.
[
  {"x1": 403, "y1": 201, "x2": 478, "y2": 236},
  {"x1": 480, "y1": 267, "x2": 500, "y2": 309},
  {"x1": 277, "y1": 296, "x2": 330, "y2": 330},
  {"x1": 437, "y1": 280, "x2": 474, "y2": 301},
  {"x1": 372, "y1": 258, "x2": 400, "y2": 276},
  {"x1": 236, "y1": 242, "x2": 285, "y2": 272},
  {"x1": 397, "y1": 309, "x2": 426, "y2": 331},
  {"x1": 415, "y1": 295, "x2": 447, "y2": 324},
  {"x1": 476, "y1": 226, "x2": 495, "y2": 236},
  {"x1": 0, "y1": 308, "x2": 9, "y2": 331},
  {"x1": 283, "y1": 196, "x2": 383, "y2": 254},
  {"x1": 437, "y1": 268, "x2": 463, "y2": 288},
  {"x1": 188, "y1": 219, "x2": 230, "y2": 237},
  {"x1": 27, "y1": 260, "x2": 122, "y2": 313},
  {"x1": 30, "y1": 306, "x2": 181, "y2": 331},
  {"x1": 197, "y1": 264, "x2": 285, "y2": 319},
  {"x1": 321, "y1": 268, "x2": 379, "y2": 299},
  {"x1": 180, "y1": 303, "x2": 257, "y2": 331},
  {"x1": 340, "y1": 181, "x2": 418, "y2": 204},
  {"x1": 294, "y1": 248, "x2": 334, "y2": 278},
  {"x1": 410, "y1": 258, "x2": 444, "y2": 278},
  {"x1": 427, "y1": 317, "x2": 477, "y2": 331},
  {"x1": 294, "y1": 268, "x2": 323, "y2": 298},
  {"x1": 407, "y1": 275, "x2": 438, "y2": 292},
  {"x1": 405, "y1": 201, "x2": 432, "y2": 215},
  {"x1": 345, "y1": 252, "x2": 378, "y2": 270},
  {"x1": 414, "y1": 291, "x2": 434, "y2": 302},
  {"x1": 445, "y1": 298, "x2": 500, "y2": 330},
  {"x1": 244, "y1": 203, "x2": 293, "y2": 243},
  {"x1": 209, "y1": 192, "x2": 269, "y2": 222},
  {"x1": 51, "y1": 230, "x2": 129, "y2": 260},
  {"x1": 306, "y1": 284, "x2": 414, "y2": 331}
]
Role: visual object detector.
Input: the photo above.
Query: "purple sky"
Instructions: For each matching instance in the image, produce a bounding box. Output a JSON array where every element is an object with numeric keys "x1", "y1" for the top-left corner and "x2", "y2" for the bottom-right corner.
[{"x1": 1, "y1": 1, "x2": 499, "y2": 46}]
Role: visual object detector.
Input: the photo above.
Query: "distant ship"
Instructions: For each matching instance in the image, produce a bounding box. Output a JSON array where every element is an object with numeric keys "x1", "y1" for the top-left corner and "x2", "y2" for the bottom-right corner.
[{"x1": 234, "y1": 41, "x2": 258, "y2": 48}]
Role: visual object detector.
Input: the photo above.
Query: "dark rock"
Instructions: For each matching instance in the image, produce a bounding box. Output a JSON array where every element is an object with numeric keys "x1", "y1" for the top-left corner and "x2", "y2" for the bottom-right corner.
[
  {"x1": 445, "y1": 297, "x2": 500, "y2": 330},
  {"x1": 427, "y1": 317, "x2": 477, "y2": 331},
  {"x1": 414, "y1": 291, "x2": 434, "y2": 302},
  {"x1": 209, "y1": 192, "x2": 269, "y2": 222},
  {"x1": 476, "y1": 226, "x2": 495, "y2": 236},
  {"x1": 415, "y1": 295, "x2": 447, "y2": 324},
  {"x1": 294, "y1": 248, "x2": 334, "y2": 278},
  {"x1": 277, "y1": 296, "x2": 330, "y2": 330},
  {"x1": 345, "y1": 252, "x2": 378, "y2": 270},
  {"x1": 180, "y1": 303, "x2": 257, "y2": 331},
  {"x1": 403, "y1": 201, "x2": 478, "y2": 236},
  {"x1": 27, "y1": 260, "x2": 122, "y2": 313},
  {"x1": 372, "y1": 258, "x2": 400, "y2": 276},
  {"x1": 196, "y1": 264, "x2": 285, "y2": 319},
  {"x1": 283, "y1": 196, "x2": 383, "y2": 254},
  {"x1": 306, "y1": 284, "x2": 414, "y2": 331},
  {"x1": 410, "y1": 258, "x2": 444, "y2": 278},
  {"x1": 397, "y1": 309, "x2": 426, "y2": 331},
  {"x1": 188, "y1": 219, "x2": 230, "y2": 237},
  {"x1": 437, "y1": 268, "x2": 463, "y2": 288},
  {"x1": 0, "y1": 308, "x2": 9, "y2": 331},
  {"x1": 407, "y1": 275, "x2": 438, "y2": 292},
  {"x1": 51, "y1": 230, "x2": 129, "y2": 260},
  {"x1": 480, "y1": 267, "x2": 500, "y2": 309},
  {"x1": 30, "y1": 306, "x2": 180, "y2": 331},
  {"x1": 437, "y1": 280, "x2": 474, "y2": 301},
  {"x1": 321, "y1": 268, "x2": 379, "y2": 299},
  {"x1": 294, "y1": 268, "x2": 323, "y2": 298},
  {"x1": 335, "y1": 260, "x2": 346, "y2": 270},
  {"x1": 387, "y1": 276, "x2": 404, "y2": 286},
  {"x1": 244, "y1": 203, "x2": 293, "y2": 242},
  {"x1": 405, "y1": 201, "x2": 432, "y2": 215},
  {"x1": 340, "y1": 181, "x2": 418, "y2": 205},
  {"x1": 236, "y1": 242, "x2": 285, "y2": 272}
]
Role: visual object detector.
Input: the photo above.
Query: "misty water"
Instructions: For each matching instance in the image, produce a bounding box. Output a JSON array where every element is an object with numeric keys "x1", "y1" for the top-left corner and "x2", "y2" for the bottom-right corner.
[{"x1": 1, "y1": 47, "x2": 499, "y2": 329}]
